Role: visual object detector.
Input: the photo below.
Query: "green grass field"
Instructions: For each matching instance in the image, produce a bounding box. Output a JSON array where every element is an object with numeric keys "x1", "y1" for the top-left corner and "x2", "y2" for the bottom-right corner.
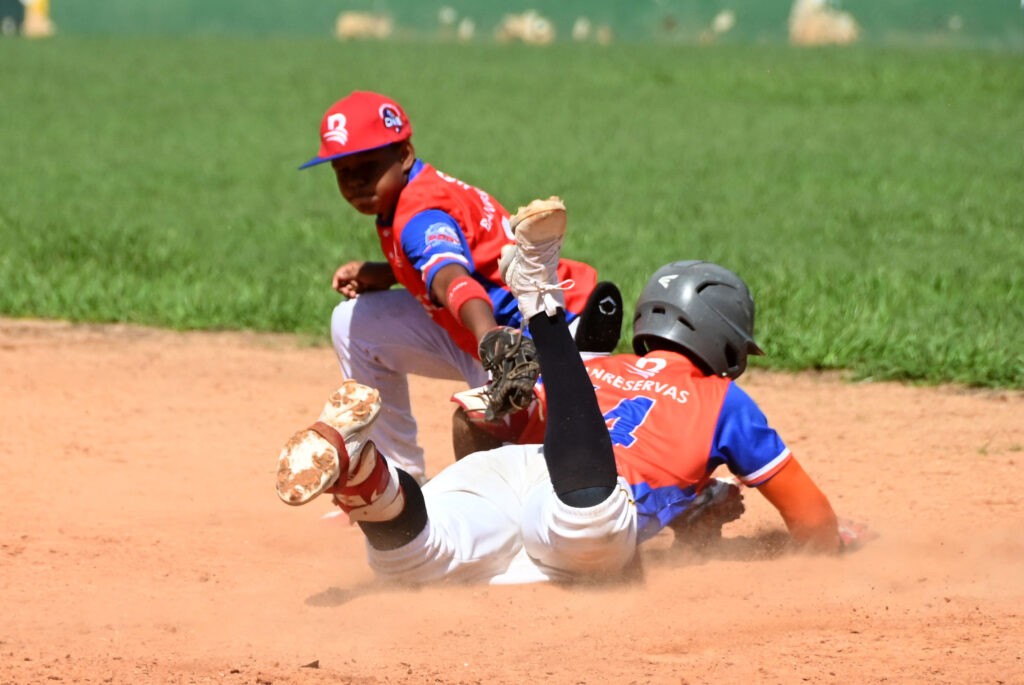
[{"x1": 1, "y1": 38, "x2": 1021, "y2": 387}]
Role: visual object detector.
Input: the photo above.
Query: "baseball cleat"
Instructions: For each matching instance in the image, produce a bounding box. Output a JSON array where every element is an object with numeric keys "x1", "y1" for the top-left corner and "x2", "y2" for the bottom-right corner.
[
  {"x1": 500, "y1": 196, "x2": 572, "y2": 320},
  {"x1": 509, "y1": 195, "x2": 567, "y2": 242},
  {"x1": 324, "y1": 440, "x2": 406, "y2": 522},
  {"x1": 276, "y1": 380, "x2": 381, "y2": 506},
  {"x1": 573, "y1": 281, "x2": 623, "y2": 354}
]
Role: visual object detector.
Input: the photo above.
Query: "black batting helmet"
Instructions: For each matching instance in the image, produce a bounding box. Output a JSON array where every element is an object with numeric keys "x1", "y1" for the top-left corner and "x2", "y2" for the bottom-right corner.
[{"x1": 632, "y1": 261, "x2": 764, "y2": 379}]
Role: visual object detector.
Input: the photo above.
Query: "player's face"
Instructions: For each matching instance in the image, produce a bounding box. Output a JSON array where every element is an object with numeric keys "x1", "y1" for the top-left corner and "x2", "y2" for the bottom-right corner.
[{"x1": 331, "y1": 142, "x2": 414, "y2": 218}]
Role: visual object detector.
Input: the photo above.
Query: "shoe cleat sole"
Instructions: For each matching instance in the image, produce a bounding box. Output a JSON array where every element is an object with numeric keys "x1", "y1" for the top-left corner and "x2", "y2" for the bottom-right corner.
[{"x1": 276, "y1": 380, "x2": 381, "y2": 506}]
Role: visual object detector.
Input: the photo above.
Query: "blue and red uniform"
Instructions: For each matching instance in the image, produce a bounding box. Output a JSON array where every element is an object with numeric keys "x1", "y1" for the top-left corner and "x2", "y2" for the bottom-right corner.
[
  {"x1": 380, "y1": 160, "x2": 597, "y2": 357},
  {"x1": 530, "y1": 350, "x2": 792, "y2": 542}
]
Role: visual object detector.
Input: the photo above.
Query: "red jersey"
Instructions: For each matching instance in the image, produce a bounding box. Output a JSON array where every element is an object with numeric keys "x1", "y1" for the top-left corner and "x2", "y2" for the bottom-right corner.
[{"x1": 378, "y1": 160, "x2": 597, "y2": 357}]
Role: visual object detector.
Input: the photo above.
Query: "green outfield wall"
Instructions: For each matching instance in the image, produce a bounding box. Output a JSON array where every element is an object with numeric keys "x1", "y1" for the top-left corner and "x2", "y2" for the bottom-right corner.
[{"x1": 45, "y1": 1, "x2": 1024, "y2": 49}]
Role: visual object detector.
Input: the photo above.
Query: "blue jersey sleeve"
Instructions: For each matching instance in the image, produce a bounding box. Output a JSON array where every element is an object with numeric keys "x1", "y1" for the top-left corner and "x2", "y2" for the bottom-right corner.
[
  {"x1": 710, "y1": 383, "x2": 792, "y2": 486},
  {"x1": 399, "y1": 209, "x2": 476, "y2": 298}
]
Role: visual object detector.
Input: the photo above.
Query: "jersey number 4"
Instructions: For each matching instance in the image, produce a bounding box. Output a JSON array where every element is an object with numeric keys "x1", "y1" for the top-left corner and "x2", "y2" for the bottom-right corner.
[{"x1": 603, "y1": 396, "x2": 656, "y2": 448}]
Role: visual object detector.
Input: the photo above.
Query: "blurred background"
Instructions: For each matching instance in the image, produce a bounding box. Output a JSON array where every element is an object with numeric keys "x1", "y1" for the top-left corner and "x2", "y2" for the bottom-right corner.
[
  {"x1": 2, "y1": 0, "x2": 1023, "y2": 48},
  {"x1": 1, "y1": 1, "x2": 1022, "y2": 388}
]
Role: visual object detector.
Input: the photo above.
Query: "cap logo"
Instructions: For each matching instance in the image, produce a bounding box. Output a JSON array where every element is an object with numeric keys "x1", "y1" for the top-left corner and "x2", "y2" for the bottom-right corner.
[
  {"x1": 658, "y1": 274, "x2": 679, "y2": 288},
  {"x1": 324, "y1": 113, "x2": 348, "y2": 145},
  {"x1": 379, "y1": 104, "x2": 404, "y2": 133}
]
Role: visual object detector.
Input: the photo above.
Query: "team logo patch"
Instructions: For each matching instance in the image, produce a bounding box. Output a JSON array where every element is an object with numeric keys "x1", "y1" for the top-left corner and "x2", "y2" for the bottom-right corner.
[
  {"x1": 425, "y1": 222, "x2": 461, "y2": 247},
  {"x1": 324, "y1": 113, "x2": 348, "y2": 145},
  {"x1": 379, "y1": 104, "x2": 404, "y2": 133},
  {"x1": 624, "y1": 357, "x2": 667, "y2": 379}
]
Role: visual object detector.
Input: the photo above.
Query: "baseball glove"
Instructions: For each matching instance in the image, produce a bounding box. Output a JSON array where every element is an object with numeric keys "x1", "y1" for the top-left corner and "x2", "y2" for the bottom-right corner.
[{"x1": 478, "y1": 326, "x2": 540, "y2": 421}]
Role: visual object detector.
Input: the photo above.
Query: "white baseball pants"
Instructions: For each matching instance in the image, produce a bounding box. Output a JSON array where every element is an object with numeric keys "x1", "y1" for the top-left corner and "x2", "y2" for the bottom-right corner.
[
  {"x1": 366, "y1": 444, "x2": 638, "y2": 585},
  {"x1": 330, "y1": 289, "x2": 489, "y2": 483}
]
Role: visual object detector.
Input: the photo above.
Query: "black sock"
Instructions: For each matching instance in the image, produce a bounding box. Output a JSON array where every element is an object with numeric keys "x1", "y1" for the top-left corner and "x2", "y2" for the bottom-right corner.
[
  {"x1": 357, "y1": 469, "x2": 428, "y2": 550},
  {"x1": 528, "y1": 310, "x2": 618, "y2": 505}
]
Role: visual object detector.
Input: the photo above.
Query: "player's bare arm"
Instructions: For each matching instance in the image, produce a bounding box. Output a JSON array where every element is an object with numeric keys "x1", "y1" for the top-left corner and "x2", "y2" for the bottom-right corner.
[
  {"x1": 332, "y1": 260, "x2": 397, "y2": 298},
  {"x1": 756, "y1": 457, "x2": 842, "y2": 553},
  {"x1": 430, "y1": 262, "x2": 499, "y2": 343}
]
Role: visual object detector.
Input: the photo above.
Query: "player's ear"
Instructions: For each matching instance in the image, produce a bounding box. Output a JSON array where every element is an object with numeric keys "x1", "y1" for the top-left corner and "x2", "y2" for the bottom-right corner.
[{"x1": 398, "y1": 141, "x2": 416, "y2": 171}]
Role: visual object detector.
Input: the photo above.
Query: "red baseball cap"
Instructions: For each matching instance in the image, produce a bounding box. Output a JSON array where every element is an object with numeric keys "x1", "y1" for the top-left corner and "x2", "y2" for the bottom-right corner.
[{"x1": 299, "y1": 91, "x2": 413, "y2": 170}]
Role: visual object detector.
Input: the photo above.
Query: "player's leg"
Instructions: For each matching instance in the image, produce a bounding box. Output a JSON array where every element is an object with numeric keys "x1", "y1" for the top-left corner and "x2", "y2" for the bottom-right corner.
[
  {"x1": 367, "y1": 444, "x2": 554, "y2": 585},
  {"x1": 276, "y1": 381, "x2": 536, "y2": 583},
  {"x1": 451, "y1": 405, "x2": 506, "y2": 460},
  {"x1": 501, "y1": 198, "x2": 636, "y2": 575},
  {"x1": 501, "y1": 199, "x2": 618, "y2": 504},
  {"x1": 331, "y1": 289, "x2": 489, "y2": 482},
  {"x1": 528, "y1": 309, "x2": 619, "y2": 504}
]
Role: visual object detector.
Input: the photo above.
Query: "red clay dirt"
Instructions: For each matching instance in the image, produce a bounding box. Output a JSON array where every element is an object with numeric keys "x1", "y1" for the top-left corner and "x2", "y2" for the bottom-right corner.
[{"x1": 1, "y1": 317, "x2": 1022, "y2": 684}]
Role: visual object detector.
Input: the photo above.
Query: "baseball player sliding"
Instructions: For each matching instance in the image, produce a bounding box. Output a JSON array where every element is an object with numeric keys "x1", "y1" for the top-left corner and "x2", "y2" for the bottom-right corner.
[
  {"x1": 276, "y1": 198, "x2": 870, "y2": 585},
  {"x1": 299, "y1": 91, "x2": 621, "y2": 484}
]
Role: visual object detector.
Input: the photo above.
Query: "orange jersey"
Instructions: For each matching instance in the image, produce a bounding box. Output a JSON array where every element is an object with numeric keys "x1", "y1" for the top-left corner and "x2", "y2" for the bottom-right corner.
[{"x1": 537, "y1": 351, "x2": 792, "y2": 541}]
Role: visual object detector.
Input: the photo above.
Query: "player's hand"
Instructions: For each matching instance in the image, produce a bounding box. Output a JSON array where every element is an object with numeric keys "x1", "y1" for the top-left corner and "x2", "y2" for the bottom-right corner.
[
  {"x1": 837, "y1": 518, "x2": 877, "y2": 553},
  {"x1": 332, "y1": 261, "x2": 396, "y2": 298}
]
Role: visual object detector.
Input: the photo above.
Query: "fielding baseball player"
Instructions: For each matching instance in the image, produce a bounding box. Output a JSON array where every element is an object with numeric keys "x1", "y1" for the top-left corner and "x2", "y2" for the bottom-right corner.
[
  {"x1": 276, "y1": 198, "x2": 868, "y2": 585},
  {"x1": 299, "y1": 91, "x2": 621, "y2": 484}
]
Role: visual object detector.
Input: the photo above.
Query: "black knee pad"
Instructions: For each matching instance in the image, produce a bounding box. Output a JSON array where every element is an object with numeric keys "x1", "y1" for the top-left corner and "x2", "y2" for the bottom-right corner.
[
  {"x1": 357, "y1": 469, "x2": 427, "y2": 550},
  {"x1": 558, "y1": 485, "x2": 616, "y2": 508}
]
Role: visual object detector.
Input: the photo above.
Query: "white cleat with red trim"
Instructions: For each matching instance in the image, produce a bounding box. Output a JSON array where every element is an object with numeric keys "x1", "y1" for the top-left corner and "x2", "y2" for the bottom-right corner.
[
  {"x1": 276, "y1": 380, "x2": 404, "y2": 521},
  {"x1": 499, "y1": 196, "x2": 572, "y2": 320}
]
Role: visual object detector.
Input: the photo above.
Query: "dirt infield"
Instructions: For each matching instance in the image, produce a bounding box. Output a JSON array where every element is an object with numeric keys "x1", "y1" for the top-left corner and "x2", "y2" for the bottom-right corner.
[{"x1": 2, "y1": 318, "x2": 1022, "y2": 685}]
